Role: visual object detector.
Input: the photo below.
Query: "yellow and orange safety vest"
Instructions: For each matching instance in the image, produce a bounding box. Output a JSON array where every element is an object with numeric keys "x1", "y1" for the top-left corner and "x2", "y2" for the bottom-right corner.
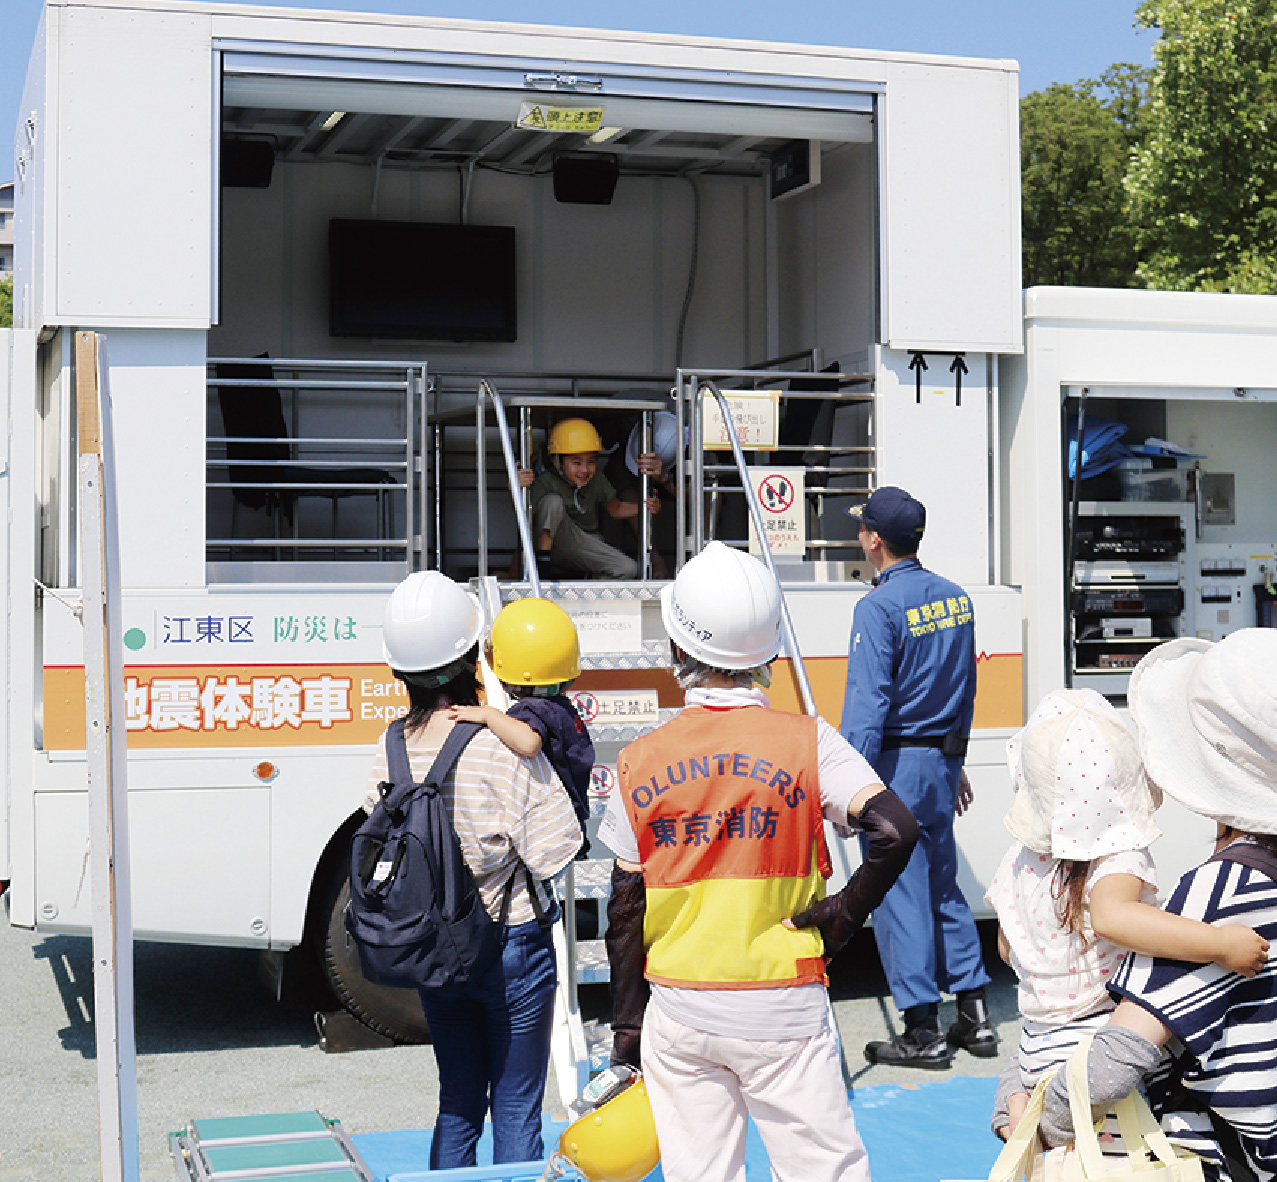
[{"x1": 619, "y1": 705, "x2": 831, "y2": 990}]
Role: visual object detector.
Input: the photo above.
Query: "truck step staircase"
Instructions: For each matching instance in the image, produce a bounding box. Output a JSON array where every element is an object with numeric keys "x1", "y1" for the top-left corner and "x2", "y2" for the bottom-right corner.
[
  {"x1": 170, "y1": 1111, "x2": 372, "y2": 1182},
  {"x1": 475, "y1": 375, "x2": 820, "y2": 1106}
]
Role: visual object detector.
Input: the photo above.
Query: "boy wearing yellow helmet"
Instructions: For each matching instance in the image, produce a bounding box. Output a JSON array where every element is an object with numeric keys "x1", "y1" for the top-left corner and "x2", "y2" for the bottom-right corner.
[
  {"x1": 517, "y1": 417, "x2": 661, "y2": 579},
  {"x1": 449, "y1": 597, "x2": 593, "y2": 853}
]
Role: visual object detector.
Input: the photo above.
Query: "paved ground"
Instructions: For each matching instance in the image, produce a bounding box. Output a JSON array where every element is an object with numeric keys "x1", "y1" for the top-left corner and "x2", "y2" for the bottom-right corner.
[{"x1": 0, "y1": 895, "x2": 1018, "y2": 1181}]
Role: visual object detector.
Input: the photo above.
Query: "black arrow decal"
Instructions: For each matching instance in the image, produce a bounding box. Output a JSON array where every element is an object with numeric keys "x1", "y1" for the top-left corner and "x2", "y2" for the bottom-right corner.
[
  {"x1": 950, "y1": 353, "x2": 968, "y2": 407},
  {"x1": 909, "y1": 352, "x2": 928, "y2": 404}
]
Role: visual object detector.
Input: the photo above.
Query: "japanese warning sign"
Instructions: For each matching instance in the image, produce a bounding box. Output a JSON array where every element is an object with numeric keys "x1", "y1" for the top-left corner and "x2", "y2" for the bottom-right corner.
[
  {"x1": 747, "y1": 467, "x2": 806, "y2": 557},
  {"x1": 516, "y1": 103, "x2": 605, "y2": 134},
  {"x1": 701, "y1": 390, "x2": 780, "y2": 450}
]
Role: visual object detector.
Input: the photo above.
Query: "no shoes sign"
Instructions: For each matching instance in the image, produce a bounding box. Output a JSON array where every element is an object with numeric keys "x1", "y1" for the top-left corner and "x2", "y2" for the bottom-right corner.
[{"x1": 747, "y1": 467, "x2": 806, "y2": 557}]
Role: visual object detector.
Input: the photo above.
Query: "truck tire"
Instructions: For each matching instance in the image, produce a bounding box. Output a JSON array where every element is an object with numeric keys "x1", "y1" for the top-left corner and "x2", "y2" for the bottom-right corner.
[{"x1": 317, "y1": 860, "x2": 432, "y2": 1044}]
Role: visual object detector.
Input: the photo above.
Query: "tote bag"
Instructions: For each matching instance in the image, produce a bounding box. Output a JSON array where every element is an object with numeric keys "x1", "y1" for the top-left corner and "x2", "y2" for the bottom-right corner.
[{"x1": 984, "y1": 1037, "x2": 1204, "y2": 1182}]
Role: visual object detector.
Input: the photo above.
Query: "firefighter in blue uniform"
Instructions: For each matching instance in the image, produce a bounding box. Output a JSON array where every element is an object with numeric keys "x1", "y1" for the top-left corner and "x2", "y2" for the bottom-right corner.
[{"x1": 842, "y1": 486, "x2": 996, "y2": 1069}]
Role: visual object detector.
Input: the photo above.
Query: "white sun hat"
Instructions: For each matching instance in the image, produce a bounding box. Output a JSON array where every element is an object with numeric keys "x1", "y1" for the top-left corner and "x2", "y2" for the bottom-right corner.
[
  {"x1": 1128, "y1": 629, "x2": 1277, "y2": 835},
  {"x1": 1004, "y1": 687, "x2": 1161, "y2": 860}
]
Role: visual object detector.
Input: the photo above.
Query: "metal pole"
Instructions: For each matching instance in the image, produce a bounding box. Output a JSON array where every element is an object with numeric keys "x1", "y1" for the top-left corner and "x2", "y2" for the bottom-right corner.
[
  {"x1": 482, "y1": 380, "x2": 541, "y2": 599},
  {"x1": 675, "y1": 374, "x2": 688, "y2": 568},
  {"x1": 705, "y1": 379, "x2": 817, "y2": 716},
  {"x1": 639, "y1": 410, "x2": 652, "y2": 580},
  {"x1": 690, "y1": 375, "x2": 705, "y2": 553},
  {"x1": 404, "y1": 364, "x2": 414, "y2": 570},
  {"x1": 476, "y1": 389, "x2": 488, "y2": 580},
  {"x1": 416, "y1": 365, "x2": 428, "y2": 571},
  {"x1": 519, "y1": 406, "x2": 532, "y2": 584},
  {"x1": 76, "y1": 332, "x2": 140, "y2": 1182},
  {"x1": 433, "y1": 387, "x2": 444, "y2": 571}
]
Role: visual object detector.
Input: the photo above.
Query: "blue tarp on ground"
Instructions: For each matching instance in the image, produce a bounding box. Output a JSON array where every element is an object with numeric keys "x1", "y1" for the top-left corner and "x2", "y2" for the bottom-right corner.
[{"x1": 351, "y1": 1074, "x2": 1001, "y2": 1182}]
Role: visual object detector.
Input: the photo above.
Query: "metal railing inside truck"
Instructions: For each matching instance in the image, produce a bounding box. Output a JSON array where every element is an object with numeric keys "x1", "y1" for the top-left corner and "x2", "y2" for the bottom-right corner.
[
  {"x1": 426, "y1": 369, "x2": 673, "y2": 579},
  {"x1": 674, "y1": 365, "x2": 875, "y2": 565},
  {"x1": 206, "y1": 358, "x2": 426, "y2": 576}
]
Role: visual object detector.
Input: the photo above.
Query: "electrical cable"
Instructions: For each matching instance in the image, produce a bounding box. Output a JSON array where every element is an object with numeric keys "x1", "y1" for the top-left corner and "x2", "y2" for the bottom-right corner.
[{"x1": 674, "y1": 175, "x2": 701, "y2": 369}]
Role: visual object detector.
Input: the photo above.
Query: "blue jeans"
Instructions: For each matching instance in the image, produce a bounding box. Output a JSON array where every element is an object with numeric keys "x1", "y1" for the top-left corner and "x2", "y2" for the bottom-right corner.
[{"x1": 419, "y1": 917, "x2": 559, "y2": 1167}]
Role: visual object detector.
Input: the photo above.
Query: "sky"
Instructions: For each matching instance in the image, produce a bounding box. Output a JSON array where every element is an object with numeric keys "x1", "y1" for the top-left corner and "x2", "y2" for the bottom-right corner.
[{"x1": 2, "y1": 0, "x2": 1156, "y2": 186}]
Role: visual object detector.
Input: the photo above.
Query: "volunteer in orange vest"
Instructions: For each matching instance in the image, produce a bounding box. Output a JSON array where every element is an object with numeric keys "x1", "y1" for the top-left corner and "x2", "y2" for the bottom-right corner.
[{"x1": 598, "y1": 541, "x2": 920, "y2": 1182}]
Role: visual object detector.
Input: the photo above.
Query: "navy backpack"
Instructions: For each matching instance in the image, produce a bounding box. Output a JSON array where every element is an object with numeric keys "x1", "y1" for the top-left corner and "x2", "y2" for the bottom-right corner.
[{"x1": 346, "y1": 719, "x2": 543, "y2": 990}]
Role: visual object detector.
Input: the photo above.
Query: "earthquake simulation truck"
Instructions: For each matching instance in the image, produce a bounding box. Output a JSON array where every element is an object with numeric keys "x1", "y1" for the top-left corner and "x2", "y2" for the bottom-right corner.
[{"x1": 6, "y1": 0, "x2": 1277, "y2": 1098}]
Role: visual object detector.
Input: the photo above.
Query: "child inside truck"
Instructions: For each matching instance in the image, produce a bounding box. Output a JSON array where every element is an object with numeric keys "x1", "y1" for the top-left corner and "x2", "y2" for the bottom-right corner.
[
  {"x1": 517, "y1": 417, "x2": 660, "y2": 580},
  {"x1": 448, "y1": 597, "x2": 593, "y2": 855}
]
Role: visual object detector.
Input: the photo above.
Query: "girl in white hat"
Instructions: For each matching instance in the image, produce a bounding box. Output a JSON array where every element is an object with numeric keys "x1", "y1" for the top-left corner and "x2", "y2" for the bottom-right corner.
[
  {"x1": 1035, "y1": 630, "x2": 1277, "y2": 1182},
  {"x1": 987, "y1": 686, "x2": 1268, "y2": 1141}
]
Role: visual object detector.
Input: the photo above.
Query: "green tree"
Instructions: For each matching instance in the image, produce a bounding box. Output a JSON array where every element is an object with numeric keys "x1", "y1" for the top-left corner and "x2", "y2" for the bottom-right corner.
[
  {"x1": 1128, "y1": 0, "x2": 1277, "y2": 292},
  {"x1": 0, "y1": 276, "x2": 11, "y2": 329},
  {"x1": 1021, "y1": 66, "x2": 1151, "y2": 288}
]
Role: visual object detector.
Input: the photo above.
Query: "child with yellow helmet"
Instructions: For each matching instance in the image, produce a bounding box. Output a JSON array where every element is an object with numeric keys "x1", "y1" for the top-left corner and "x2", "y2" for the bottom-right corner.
[
  {"x1": 449, "y1": 597, "x2": 594, "y2": 853},
  {"x1": 517, "y1": 416, "x2": 661, "y2": 580}
]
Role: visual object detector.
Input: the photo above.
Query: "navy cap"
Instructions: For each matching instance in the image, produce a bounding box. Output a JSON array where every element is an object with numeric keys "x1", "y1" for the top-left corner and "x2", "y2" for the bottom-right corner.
[{"x1": 847, "y1": 486, "x2": 926, "y2": 551}]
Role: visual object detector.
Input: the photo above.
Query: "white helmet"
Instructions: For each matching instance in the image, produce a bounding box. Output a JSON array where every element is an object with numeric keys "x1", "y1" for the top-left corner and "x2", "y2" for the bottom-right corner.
[
  {"x1": 382, "y1": 571, "x2": 484, "y2": 675},
  {"x1": 661, "y1": 541, "x2": 784, "y2": 669},
  {"x1": 625, "y1": 411, "x2": 683, "y2": 476}
]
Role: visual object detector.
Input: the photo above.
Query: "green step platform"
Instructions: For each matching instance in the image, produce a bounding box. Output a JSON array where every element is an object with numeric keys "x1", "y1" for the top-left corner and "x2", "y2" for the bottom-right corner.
[{"x1": 170, "y1": 1110, "x2": 371, "y2": 1181}]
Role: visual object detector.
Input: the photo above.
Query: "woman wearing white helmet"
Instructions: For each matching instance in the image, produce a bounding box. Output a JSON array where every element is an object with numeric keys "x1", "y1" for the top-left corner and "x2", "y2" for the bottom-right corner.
[
  {"x1": 598, "y1": 541, "x2": 921, "y2": 1182},
  {"x1": 1038, "y1": 629, "x2": 1277, "y2": 1182},
  {"x1": 370, "y1": 571, "x2": 582, "y2": 1169}
]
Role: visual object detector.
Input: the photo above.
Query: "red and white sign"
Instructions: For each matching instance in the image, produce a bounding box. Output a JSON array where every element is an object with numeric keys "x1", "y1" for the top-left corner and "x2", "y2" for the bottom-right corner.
[
  {"x1": 747, "y1": 467, "x2": 806, "y2": 557},
  {"x1": 571, "y1": 690, "x2": 600, "y2": 724},
  {"x1": 589, "y1": 765, "x2": 616, "y2": 797},
  {"x1": 570, "y1": 689, "x2": 660, "y2": 726}
]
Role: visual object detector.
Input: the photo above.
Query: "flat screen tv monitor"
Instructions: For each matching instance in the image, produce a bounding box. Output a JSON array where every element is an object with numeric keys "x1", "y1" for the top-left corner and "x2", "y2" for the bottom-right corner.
[{"x1": 329, "y1": 219, "x2": 518, "y2": 342}]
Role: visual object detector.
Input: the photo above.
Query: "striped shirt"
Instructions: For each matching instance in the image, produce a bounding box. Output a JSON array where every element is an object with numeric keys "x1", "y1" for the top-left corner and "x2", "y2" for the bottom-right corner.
[
  {"x1": 1108, "y1": 849, "x2": 1277, "y2": 1182},
  {"x1": 366, "y1": 723, "x2": 581, "y2": 927}
]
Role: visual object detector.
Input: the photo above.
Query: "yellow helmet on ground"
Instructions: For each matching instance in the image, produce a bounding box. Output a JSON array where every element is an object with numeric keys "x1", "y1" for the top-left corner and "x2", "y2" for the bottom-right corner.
[
  {"x1": 489, "y1": 598, "x2": 581, "y2": 686},
  {"x1": 548, "y1": 417, "x2": 603, "y2": 456},
  {"x1": 557, "y1": 1074, "x2": 660, "y2": 1182}
]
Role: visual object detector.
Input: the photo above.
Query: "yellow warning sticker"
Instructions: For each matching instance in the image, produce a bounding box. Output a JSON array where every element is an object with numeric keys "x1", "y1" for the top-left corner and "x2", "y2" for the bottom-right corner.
[{"x1": 516, "y1": 102, "x2": 606, "y2": 134}]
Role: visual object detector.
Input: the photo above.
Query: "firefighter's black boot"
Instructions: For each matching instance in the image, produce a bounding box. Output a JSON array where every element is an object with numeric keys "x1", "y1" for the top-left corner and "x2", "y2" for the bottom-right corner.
[
  {"x1": 947, "y1": 988, "x2": 998, "y2": 1058},
  {"x1": 864, "y1": 1003, "x2": 952, "y2": 1069}
]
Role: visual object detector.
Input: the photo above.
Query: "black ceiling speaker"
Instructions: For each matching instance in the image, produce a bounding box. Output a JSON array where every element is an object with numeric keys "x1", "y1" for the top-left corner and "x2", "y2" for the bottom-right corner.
[
  {"x1": 552, "y1": 153, "x2": 619, "y2": 205},
  {"x1": 221, "y1": 136, "x2": 276, "y2": 189}
]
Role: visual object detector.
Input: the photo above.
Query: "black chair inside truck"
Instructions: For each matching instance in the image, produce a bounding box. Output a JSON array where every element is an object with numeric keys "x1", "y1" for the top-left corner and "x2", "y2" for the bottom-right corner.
[
  {"x1": 778, "y1": 362, "x2": 842, "y2": 485},
  {"x1": 214, "y1": 358, "x2": 395, "y2": 545}
]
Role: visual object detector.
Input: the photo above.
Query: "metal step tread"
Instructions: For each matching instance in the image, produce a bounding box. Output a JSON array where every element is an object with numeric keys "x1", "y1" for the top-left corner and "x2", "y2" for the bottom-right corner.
[
  {"x1": 499, "y1": 580, "x2": 667, "y2": 603},
  {"x1": 568, "y1": 859, "x2": 613, "y2": 898},
  {"x1": 586, "y1": 708, "x2": 678, "y2": 743},
  {"x1": 578, "y1": 645, "x2": 671, "y2": 671},
  {"x1": 574, "y1": 938, "x2": 611, "y2": 984}
]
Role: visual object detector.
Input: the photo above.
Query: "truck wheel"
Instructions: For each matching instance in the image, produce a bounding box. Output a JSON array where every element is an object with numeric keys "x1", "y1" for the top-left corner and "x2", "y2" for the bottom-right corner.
[{"x1": 317, "y1": 861, "x2": 432, "y2": 1044}]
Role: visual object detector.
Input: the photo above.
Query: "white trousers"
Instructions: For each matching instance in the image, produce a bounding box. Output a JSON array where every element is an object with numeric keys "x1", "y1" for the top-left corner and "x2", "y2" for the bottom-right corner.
[{"x1": 641, "y1": 1000, "x2": 872, "y2": 1182}]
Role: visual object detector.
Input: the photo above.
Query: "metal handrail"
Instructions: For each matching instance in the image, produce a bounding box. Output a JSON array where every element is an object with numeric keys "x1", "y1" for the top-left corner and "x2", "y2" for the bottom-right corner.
[
  {"x1": 479, "y1": 379, "x2": 542, "y2": 598},
  {"x1": 476, "y1": 379, "x2": 598, "y2": 1028},
  {"x1": 704, "y1": 379, "x2": 817, "y2": 717}
]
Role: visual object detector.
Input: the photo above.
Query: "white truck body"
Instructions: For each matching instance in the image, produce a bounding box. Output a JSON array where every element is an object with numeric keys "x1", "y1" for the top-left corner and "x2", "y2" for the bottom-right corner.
[
  {"x1": 26, "y1": 0, "x2": 1254, "y2": 984},
  {"x1": 1001, "y1": 285, "x2": 1277, "y2": 880}
]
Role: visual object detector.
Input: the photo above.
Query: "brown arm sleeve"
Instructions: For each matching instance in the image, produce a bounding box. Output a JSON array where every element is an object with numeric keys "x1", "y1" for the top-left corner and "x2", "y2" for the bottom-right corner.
[
  {"x1": 604, "y1": 863, "x2": 649, "y2": 1068},
  {"x1": 790, "y1": 789, "x2": 918, "y2": 961}
]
